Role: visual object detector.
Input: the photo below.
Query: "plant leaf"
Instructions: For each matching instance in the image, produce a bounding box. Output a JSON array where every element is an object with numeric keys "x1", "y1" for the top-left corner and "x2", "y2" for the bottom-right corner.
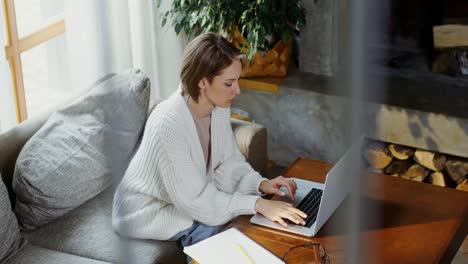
[
  {"x1": 281, "y1": 31, "x2": 291, "y2": 44},
  {"x1": 175, "y1": 23, "x2": 181, "y2": 34},
  {"x1": 158, "y1": 0, "x2": 306, "y2": 62}
]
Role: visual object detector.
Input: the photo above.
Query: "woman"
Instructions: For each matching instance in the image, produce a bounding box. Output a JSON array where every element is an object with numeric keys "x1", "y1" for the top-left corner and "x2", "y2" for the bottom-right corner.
[{"x1": 113, "y1": 32, "x2": 306, "y2": 260}]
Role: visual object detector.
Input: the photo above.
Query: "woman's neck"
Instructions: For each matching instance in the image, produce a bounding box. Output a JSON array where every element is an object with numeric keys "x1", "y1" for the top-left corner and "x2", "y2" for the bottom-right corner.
[{"x1": 187, "y1": 96, "x2": 214, "y2": 118}]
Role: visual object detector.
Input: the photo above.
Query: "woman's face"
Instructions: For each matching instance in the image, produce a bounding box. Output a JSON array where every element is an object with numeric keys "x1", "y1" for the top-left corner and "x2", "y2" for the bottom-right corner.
[{"x1": 199, "y1": 59, "x2": 242, "y2": 108}]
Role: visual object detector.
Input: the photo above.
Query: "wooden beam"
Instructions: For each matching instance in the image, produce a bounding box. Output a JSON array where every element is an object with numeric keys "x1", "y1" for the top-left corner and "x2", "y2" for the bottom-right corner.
[
  {"x1": 19, "y1": 19, "x2": 65, "y2": 53},
  {"x1": 433, "y1": 24, "x2": 468, "y2": 48},
  {"x1": 4, "y1": 45, "x2": 12, "y2": 59},
  {"x1": 3, "y1": 0, "x2": 65, "y2": 122},
  {"x1": 5, "y1": 19, "x2": 65, "y2": 59},
  {"x1": 4, "y1": 0, "x2": 27, "y2": 121}
]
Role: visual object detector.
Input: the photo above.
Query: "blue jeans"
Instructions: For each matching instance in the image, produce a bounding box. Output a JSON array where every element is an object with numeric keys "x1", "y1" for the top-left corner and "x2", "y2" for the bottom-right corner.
[{"x1": 169, "y1": 222, "x2": 226, "y2": 263}]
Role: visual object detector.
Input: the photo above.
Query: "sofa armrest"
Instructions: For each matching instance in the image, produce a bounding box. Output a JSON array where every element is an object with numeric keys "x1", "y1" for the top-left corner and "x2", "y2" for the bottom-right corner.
[{"x1": 230, "y1": 118, "x2": 268, "y2": 175}]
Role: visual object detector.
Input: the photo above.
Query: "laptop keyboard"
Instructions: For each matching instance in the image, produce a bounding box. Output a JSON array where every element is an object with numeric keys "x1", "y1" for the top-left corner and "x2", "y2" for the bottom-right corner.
[{"x1": 295, "y1": 188, "x2": 323, "y2": 227}]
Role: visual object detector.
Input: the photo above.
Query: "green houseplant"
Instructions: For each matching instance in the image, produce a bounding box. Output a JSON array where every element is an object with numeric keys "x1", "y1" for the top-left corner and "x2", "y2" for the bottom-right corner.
[{"x1": 157, "y1": 0, "x2": 306, "y2": 76}]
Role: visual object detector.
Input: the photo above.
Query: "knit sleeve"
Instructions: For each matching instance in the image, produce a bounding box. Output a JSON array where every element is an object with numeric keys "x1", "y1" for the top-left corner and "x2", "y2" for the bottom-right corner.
[
  {"x1": 212, "y1": 110, "x2": 267, "y2": 195},
  {"x1": 157, "y1": 117, "x2": 260, "y2": 226}
]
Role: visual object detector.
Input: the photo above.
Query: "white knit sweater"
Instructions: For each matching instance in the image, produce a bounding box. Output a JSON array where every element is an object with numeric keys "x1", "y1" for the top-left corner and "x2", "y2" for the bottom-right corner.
[{"x1": 112, "y1": 87, "x2": 266, "y2": 240}]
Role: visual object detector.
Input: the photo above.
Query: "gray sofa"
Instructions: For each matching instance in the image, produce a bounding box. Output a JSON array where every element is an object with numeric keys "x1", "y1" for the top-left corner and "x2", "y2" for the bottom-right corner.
[{"x1": 0, "y1": 73, "x2": 267, "y2": 264}]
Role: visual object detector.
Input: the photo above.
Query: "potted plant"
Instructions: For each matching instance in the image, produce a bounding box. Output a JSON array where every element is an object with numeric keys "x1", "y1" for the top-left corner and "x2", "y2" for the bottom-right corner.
[{"x1": 157, "y1": 0, "x2": 306, "y2": 77}]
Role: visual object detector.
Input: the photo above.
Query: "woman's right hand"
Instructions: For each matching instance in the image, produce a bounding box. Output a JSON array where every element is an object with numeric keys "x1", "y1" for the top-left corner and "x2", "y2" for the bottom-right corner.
[{"x1": 255, "y1": 198, "x2": 307, "y2": 227}]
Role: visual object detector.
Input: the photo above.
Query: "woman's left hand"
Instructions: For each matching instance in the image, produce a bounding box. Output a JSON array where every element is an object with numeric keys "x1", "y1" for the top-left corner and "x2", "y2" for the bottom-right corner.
[{"x1": 259, "y1": 176, "x2": 298, "y2": 199}]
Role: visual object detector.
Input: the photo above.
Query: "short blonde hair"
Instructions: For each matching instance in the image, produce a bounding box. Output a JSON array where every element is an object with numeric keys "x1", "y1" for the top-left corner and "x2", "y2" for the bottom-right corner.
[{"x1": 180, "y1": 32, "x2": 242, "y2": 102}]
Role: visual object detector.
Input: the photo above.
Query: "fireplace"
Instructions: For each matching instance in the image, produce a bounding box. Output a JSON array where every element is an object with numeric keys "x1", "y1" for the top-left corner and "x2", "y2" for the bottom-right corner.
[
  {"x1": 341, "y1": 1, "x2": 468, "y2": 172},
  {"x1": 360, "y1": 0, "x2": 468, "y2": 187}
]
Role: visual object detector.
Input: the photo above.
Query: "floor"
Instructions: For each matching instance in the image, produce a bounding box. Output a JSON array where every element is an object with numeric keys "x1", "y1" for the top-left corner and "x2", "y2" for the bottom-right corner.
[{"x1": 452, "y1": 236, "x2": 468, "y2": 264}]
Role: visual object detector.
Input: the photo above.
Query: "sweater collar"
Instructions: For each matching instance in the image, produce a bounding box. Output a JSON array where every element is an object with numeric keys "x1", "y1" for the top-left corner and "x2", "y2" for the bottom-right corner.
[
  {"x1": 173, "y1": 84, "x2": 219, "y2": 115},
  {"x1": 169, "y1": 84, "x2": 214, "y2": 175}
]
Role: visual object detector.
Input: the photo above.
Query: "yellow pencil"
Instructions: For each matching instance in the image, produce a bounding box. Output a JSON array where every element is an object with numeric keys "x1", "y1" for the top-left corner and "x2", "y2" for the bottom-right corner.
[{"x1": 237, "y1": 244, "x2": 254, "y2": 264}]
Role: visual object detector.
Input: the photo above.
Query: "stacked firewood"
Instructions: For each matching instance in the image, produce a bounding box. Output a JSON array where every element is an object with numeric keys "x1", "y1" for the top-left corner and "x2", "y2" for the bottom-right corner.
[{"x1": 363, "y1": 139, "x2": 468, "y2": 192}]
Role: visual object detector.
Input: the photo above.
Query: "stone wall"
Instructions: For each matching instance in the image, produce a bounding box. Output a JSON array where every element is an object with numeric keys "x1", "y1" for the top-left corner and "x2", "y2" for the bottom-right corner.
[
  {"x1": 235, "y1": 0, "x2": 468, "y2": 167},
  {"x1": 234, "y1": 71, "x2": 468, "y2": 167},
  {"x1": 365, "y1": 103, "x2": 468, "y2": 159},
  {"x1": 233, "y1": 73, "x2": 351, "y2": 166},
  {"x1": 299, "y1": 0, "x2": 335, "y2": 75}
]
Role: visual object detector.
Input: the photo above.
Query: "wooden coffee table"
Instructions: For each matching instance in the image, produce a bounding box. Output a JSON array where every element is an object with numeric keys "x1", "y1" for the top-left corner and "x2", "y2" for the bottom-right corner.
[{"x1": 229, "y1": 157, "x2": 468, "y2": 263}]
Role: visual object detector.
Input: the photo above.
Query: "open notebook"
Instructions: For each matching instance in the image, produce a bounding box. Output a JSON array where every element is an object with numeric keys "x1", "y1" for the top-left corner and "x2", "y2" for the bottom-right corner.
[{"x1": 183, "y1": 228, "x2": 284, "y2": 264}]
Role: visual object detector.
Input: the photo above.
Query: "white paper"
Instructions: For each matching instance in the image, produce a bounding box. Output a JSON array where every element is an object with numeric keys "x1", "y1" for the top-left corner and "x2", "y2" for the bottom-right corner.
[{"x1": 183, "y1": 228, "x2": 285, "y2": 264}]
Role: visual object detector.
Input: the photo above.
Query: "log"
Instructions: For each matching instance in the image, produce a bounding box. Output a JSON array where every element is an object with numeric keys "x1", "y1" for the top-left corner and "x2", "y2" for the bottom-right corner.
[
  {"x1": 401, "y1": 164, "x2": 430, "y2": 181},
  {"x1": 384, "y1": 159, "x2": 413, "y2": 176},
  {"x1": 457, "y1": 179, "x2": 468, "y2": 192},
  {"x1": 429, "y1": 172, "x2": 446, "y2": 187},
  {"x1": 363, "y1": 141, "x2": 393, "y2": 169},
  {"x1": 432, "y1": 51, "x2": 460, "y2": 76},
  {"x1": 444, "y1": 158, "x2": 468, "y2": 184},
  {"x1": 367, "y1": 166, "x2": 384, "y2": 175},
  {"x1": 410, "y1": 175, "x2": 426, "y2": 182},
  {"x1": 388, "y1": 144, "x2": 415, "y2": 160},
  {"x1": 433, "y1": 25, "x2": 468, "y2": 48},
  {"x1": 413, "y1": 150, "x2": 446, "y2": 171}
]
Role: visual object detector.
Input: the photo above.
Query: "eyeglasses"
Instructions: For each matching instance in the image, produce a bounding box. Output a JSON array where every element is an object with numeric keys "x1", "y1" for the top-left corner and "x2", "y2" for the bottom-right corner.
[{"x1": 281, "y1": 242, "x2": 330, "y2": 263}]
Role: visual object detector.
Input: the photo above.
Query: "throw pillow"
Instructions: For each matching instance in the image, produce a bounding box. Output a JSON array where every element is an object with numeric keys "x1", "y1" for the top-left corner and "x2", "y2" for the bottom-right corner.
[
  {"x1": 0, "y1": 175, "x2": 23, "y2": 262},
  {"x1": 13, "y1": 68, "x2": 150, "y2": 230}
]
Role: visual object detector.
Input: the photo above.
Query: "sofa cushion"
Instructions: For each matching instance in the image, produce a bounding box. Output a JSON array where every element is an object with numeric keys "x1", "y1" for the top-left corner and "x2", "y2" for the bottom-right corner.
[
  {"x1": 13, "y1": 69, "x2": 150, "y2": 230},
  {"x1": 0, "y1": 174, "x2": 24, "y2": 263},
  {"x1": 230, "y1": 119, "x2": 268, "y2": 175},
  {"x1": 23, "y1": 187, "x2": 186, "y2": 264},
  {"x1": 4, "y1": 244, "x2": 111, "y2": 264}
]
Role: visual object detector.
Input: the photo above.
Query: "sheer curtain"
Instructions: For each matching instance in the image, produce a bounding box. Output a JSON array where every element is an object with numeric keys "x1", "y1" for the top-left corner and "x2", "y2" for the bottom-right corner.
[
  {"x1": 151, "y1": 0, "x2": 189, "y2": 98},
  {"x1": 64, "y1": 0, "x2": 187, "y2": 101},
  {"x1": 1, "y1": 0, "x2": 186, "y2": 133}
]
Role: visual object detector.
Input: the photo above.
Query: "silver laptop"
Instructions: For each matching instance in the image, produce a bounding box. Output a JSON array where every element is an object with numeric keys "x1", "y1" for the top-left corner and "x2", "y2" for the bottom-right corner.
[{"x1": 250, "y1": 141, "x2": 360, "y2": 237}]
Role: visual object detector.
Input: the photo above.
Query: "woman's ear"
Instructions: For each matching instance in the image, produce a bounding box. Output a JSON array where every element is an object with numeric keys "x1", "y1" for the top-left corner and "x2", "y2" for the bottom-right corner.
[{"x1": 198, "y1": 77, "x2": 208, "y2": 91}]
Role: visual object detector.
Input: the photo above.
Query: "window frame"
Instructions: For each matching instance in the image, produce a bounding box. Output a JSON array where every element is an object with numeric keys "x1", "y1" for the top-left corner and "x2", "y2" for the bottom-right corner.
[{"x1": 2, "y1": 0, "x2": 65, "y2": 122}]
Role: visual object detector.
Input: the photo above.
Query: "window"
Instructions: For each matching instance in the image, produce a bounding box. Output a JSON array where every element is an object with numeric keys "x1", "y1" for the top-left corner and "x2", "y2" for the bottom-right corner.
[{"x1": 2, "y1": 0, "x2": 67, "y2": 124}]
